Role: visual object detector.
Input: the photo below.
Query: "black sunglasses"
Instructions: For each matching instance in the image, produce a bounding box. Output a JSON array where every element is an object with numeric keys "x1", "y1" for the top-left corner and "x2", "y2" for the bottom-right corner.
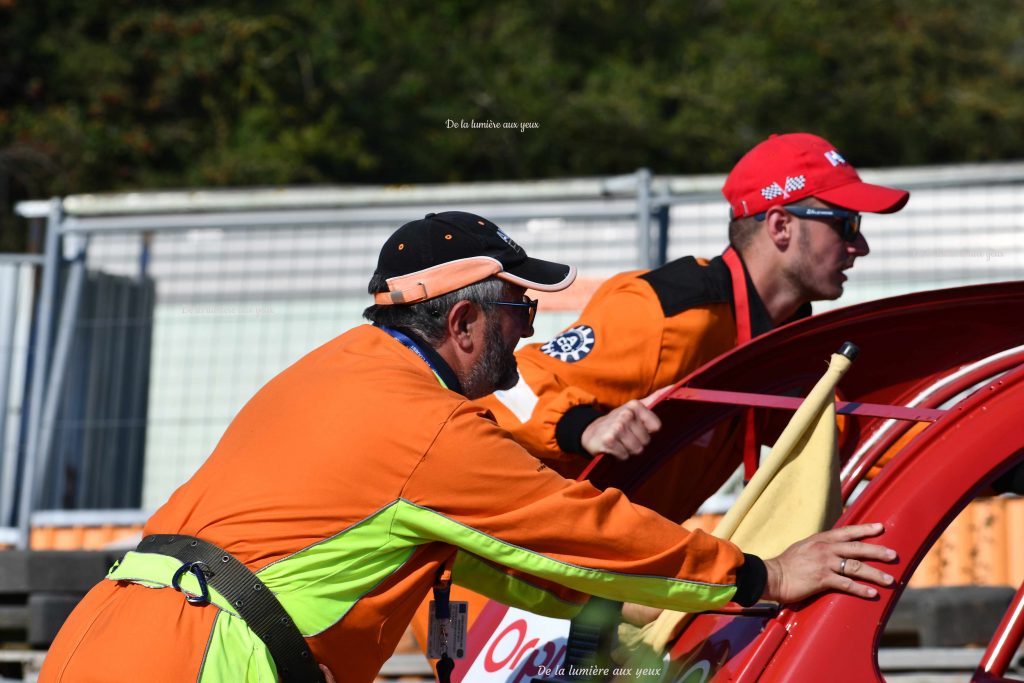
[
  {"x1": 486, "y1": 296, "x2": 538, "y2": 326},
  {"x1": 755, "y1": 205, "x2": 862, "y2": 243}
]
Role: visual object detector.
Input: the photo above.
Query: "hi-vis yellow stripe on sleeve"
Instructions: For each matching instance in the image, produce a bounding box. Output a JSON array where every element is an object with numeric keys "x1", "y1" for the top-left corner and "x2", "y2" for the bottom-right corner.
[
  {"x1": 111, "y1": 497, "x2": 736, "y2": 647},
  {"x1": 452, "y1": 551, "x2": 585, "y2": 619},
  {"x1": 392, "y1": 500, "x2": 737, "y2": 613}
]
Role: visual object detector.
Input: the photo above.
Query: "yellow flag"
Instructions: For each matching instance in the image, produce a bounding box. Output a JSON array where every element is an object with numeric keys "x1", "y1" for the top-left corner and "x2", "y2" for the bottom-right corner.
[{"x1": 617, "y1": 350, "x2": 852, "y2": 672}]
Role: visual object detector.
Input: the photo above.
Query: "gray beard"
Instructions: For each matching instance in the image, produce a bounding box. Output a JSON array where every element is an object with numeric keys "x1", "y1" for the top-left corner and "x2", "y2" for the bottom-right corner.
[{"x1": 462, "y1": 315, "x2": 520, "y2": 399}]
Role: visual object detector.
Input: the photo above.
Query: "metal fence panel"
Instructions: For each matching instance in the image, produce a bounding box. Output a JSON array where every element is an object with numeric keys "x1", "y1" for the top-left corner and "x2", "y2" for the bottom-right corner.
[
  {"x1": 10, "y1": 164, "x2": 1024, "y2": 539},
  {"x1": 0, "y1": 257, "x2": 42, "y2": 538},
  {"x1": 40, "y1": 270, "x2": 154, "y2": 510},
  {"x1": 31, "y1": 192, "x2": 647, "y2": 514}
]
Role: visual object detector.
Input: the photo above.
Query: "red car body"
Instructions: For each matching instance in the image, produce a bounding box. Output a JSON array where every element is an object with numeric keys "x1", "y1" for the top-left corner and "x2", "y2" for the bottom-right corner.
[{"x1": 449, "y1": 282, "x2": 1024, "y2": 682}]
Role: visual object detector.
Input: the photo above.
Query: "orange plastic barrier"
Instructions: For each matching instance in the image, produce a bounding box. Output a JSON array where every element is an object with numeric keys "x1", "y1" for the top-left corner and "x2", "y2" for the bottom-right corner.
[
  {"x1": 908, "y1": 496, "x2": 1024, "y2": 588},
  {"x1": 30, "y1": 524, "x2": 143, "y2": 550},
  {"x1": 533, "y1": 276, "x2": 604, "y2": 311}
]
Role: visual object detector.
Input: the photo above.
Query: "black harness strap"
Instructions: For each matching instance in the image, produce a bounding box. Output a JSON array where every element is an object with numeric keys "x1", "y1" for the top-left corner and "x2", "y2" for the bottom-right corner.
[{"x1": 137, "y1": 534, "x2": 324, "y2": 683}]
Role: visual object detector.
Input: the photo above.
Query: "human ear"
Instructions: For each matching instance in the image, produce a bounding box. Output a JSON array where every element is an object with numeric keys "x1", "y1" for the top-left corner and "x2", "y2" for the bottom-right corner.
[
  {"x1": 764, "y1": 206, "x2": 792, "y2": 249},
  {"x1": 446, "y1": 300, "x2": 483, "y2": 353}
]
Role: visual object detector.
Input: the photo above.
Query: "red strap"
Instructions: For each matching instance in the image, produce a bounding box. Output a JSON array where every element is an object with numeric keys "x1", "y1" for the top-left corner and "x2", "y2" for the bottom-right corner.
[
  {"x1": 722, "y1": 247, "x2": 752, "y2": 345},
  {"x1": 667, "y1": 386, "x2": 946, "y2": 422},
  {"x1": 722, "y1": 247, "x2": 759, "y2": 480}
]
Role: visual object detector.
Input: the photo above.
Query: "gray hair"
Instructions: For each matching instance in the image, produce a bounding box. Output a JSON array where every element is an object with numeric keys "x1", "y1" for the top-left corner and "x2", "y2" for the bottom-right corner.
[{"x1": 363, "y1": 274, "x2": 511, "y2": 344}]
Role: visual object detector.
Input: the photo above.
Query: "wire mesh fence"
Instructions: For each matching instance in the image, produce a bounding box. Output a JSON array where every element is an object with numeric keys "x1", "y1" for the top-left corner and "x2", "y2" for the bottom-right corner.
[
  {"x1": 0, "y1": 256, "x2": 41, "y2": 540},
  {"x1": 26, "y1": 184, "x2": 648, "y2": 522},
  {"x1": 7, "y1": 163, "x2": 1024, "y2": 543}
]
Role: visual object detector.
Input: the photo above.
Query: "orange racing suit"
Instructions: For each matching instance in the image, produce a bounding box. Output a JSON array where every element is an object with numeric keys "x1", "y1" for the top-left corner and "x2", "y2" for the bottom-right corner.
[
  {"x1": 42, "y1": 324, "x2": 766, "y2": 683},
  {"x1": 479, "y1": 252, "x2": 809, "y2": 517}
]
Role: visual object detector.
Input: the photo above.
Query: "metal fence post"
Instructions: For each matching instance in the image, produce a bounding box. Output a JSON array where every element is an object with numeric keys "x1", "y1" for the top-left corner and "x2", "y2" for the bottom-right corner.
[
  {"x1": 0, "y1": 261, "x2": 21, "y2": 526},
  {"x1": 17, "y1": 198, "x2": 63, "y2": 549},
  {"x1": 653, "y1": 203, "x2": 670, "y2": 267},
  {"x1": 635, "y1": 168, "x2": 654, "y2": 268}
]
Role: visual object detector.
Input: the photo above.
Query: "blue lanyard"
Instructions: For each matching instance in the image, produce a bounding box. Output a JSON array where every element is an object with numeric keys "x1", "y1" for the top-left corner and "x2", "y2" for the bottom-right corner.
[{"x1": 380, "y1": 326, "x2": 449, "y2": 390}]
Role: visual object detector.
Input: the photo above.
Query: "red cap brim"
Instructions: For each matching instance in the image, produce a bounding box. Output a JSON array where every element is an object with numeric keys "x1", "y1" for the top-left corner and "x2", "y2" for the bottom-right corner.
[{"x1": 815, "y1": 181, "x2": 910, "y2": 214}]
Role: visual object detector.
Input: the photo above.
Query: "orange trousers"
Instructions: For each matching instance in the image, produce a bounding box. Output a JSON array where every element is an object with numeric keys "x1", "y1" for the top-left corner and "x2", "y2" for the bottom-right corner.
[{"x1": 40, "y1": 580, "x2": 219, "y2": 682}]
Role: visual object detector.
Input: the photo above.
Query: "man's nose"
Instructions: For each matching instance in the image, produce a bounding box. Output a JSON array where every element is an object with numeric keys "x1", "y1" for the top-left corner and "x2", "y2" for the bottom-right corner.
[{"x1": 849, "y1": 231, "x2": 870, "y2": 257}]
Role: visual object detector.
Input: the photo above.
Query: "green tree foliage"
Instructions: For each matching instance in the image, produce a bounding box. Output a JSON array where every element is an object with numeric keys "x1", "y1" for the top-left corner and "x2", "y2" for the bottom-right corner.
[{"x1": 2, "y1": 0, "x2": 1024, "y2": 248}]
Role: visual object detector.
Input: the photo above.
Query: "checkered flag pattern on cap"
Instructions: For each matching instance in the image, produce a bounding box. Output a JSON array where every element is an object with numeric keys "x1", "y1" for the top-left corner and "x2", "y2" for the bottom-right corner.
[{"x1": 761, "y1": 183, "x2": 784, "y2": 200}]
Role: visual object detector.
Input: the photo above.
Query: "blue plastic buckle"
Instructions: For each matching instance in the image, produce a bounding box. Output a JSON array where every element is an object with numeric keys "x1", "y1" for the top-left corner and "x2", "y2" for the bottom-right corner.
[{"x1": 171, "y1": 561, "x2": 211, "y2": 605}]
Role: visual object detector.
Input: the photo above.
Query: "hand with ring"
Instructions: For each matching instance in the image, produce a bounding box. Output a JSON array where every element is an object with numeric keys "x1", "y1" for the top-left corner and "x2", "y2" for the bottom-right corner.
[{"x1": 761, "y1": 523, "x2": 898, "y2": 604}]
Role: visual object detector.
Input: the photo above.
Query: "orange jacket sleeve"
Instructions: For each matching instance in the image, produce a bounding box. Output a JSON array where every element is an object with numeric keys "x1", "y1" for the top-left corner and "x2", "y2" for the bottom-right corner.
[
  {"x1": 484, "y1": 268, "x2": 737, "y2": 468},
  {"x1": 398, "y1": 401, "x2": 765, "y2": 612}
]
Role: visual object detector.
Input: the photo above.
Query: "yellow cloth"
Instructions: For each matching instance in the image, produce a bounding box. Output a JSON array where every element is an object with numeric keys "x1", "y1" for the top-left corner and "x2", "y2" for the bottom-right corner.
[{"x1": 616, "y1": 351, "x2": 851, "y2": 672}]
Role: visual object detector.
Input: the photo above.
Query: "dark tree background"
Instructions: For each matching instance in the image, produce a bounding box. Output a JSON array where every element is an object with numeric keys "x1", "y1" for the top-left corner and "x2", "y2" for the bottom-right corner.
[{"x1": 3, "y1": 0, "x2": 1024, "y2": 250}]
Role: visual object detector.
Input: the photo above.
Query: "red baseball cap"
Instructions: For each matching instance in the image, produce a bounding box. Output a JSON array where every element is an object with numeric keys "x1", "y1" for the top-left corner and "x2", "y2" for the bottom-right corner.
[{"x1": 722, "y1": 133, "x2": 909, "y2": 218}]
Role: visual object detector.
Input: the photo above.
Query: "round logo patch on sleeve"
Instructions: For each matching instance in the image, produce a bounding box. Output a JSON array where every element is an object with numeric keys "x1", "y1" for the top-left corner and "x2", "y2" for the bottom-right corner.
[{"x1": 540, "y1": 325, "x2": 595, "y2": 363}]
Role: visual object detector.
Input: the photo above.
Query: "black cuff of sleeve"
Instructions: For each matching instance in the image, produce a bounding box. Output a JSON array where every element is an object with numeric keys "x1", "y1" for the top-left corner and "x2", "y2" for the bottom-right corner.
[
  {"x1": 555, "y1": 405, "x2": 605, "y2": 456},
  {"x1": 732, "y1": 553, "x2": 767, "y2": 607}
]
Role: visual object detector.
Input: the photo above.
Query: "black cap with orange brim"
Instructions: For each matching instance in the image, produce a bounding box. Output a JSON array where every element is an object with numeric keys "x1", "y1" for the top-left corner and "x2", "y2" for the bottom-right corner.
[{"x1": 373, "y1": 211, "x2": 576, "y2": 305}]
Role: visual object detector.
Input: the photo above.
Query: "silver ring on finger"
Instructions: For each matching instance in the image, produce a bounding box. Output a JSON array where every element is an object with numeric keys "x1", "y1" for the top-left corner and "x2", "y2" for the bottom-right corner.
[{"x1": 838, "y1": 558, "x2": 848, "y2": 576}]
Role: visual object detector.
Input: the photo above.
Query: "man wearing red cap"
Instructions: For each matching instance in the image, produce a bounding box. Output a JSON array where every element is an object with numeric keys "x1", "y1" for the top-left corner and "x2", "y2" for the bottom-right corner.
[{"x1": 480, "y1": 133, "x2": 910, "y2": 512}]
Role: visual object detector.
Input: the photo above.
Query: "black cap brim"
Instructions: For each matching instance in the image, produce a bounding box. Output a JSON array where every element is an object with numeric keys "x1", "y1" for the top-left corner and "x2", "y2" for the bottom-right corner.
[{"x1": 498, "y1": 257, "x2": 577, "y2": 292}]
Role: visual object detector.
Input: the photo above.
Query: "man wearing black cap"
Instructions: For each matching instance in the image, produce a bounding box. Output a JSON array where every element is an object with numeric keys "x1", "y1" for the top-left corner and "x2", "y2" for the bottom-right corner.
[
  {"x1": 42, "y1": 211, "x2": 897, "y2": 683},
  {"x1": 480, "y1": 133, "x2": 910, "y2": 516}
]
